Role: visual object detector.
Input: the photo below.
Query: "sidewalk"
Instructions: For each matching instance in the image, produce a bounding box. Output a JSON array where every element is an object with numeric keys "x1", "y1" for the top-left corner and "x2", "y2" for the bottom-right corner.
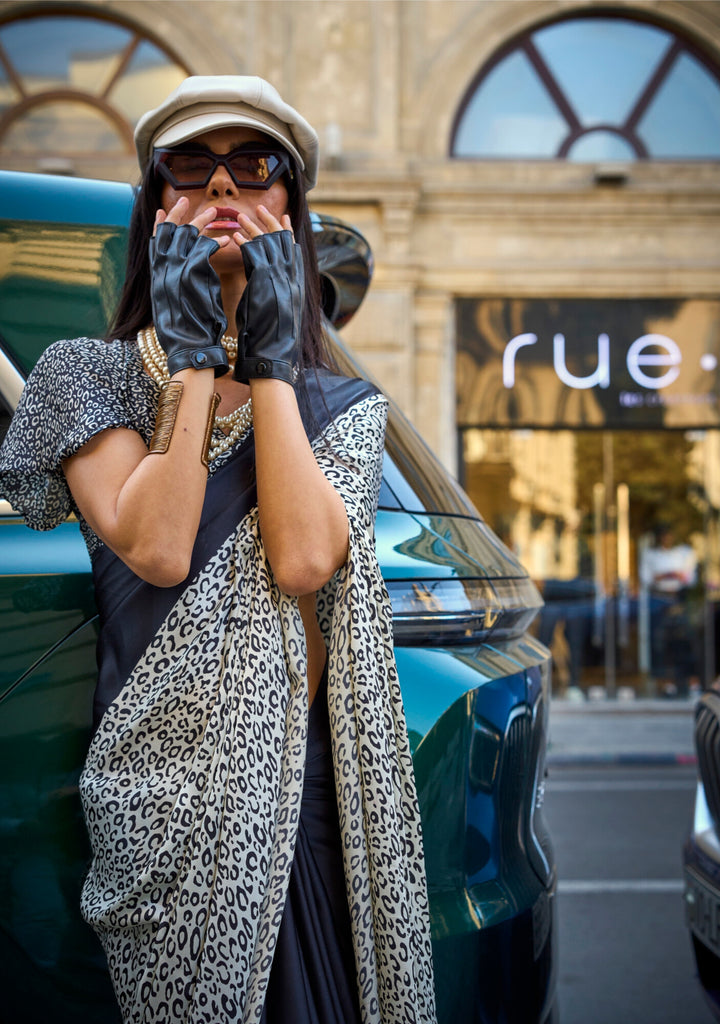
[{"x1": 547, "y1": 696, "x2": 698, "y2": 766}]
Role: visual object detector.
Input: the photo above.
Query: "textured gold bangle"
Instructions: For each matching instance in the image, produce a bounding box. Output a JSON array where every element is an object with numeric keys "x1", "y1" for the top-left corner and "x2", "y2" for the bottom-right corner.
[
  {"x1": 148, "y1": 381, "x2": 184, "y2": 456},
  {"x1": 201, "y1": 393, "x2": 222, "y2": 468}
]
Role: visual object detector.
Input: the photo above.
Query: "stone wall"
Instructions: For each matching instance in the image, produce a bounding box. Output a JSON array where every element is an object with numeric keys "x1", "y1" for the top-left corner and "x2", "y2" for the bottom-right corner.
[{"x1": 2, "y1": 0, "x2": 719, "y2": 471}]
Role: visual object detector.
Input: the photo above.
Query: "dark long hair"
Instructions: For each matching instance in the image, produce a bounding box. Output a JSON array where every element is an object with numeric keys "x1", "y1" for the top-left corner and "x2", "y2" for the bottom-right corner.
[{"x1": 107, "y1": 151, "x2": 336, "y2": 380}]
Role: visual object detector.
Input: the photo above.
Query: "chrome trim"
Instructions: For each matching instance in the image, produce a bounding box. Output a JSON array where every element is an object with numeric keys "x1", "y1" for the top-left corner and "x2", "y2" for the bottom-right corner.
[
  {"x1": 0, "y1": 350, "x2": 25, "y2": 515},
  {"x1": 694, "y1": 691, "x2": 720, "y2": 832},
  {"x1": 0, "y1": 348, "x2": 25, "y2": 411},
  {"x1": 528, "y1": 692, "x2": 553, "y2": 880}
]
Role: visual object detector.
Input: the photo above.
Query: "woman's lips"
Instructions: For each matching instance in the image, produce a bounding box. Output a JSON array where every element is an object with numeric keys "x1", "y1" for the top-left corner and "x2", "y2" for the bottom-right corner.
[{"x1": 208, "y1": 207, "x2": 240, "y2": 228}]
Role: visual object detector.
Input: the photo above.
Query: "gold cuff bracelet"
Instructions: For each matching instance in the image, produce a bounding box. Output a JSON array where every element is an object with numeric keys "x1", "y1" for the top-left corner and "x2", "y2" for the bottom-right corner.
[
  {"x1": 149, "y1": 385, "x2": 220, "y2": 469},
  {"x1": 148, "y1": 381, "x2": 184, "y2": 456},
  {"x1": 201, "y1": 393, "x2": 221, "y2": 468}
]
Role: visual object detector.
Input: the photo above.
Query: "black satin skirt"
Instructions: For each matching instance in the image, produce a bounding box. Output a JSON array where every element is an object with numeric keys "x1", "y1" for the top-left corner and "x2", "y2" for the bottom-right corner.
[{"x1": 261, "y1": 670, "x2": 361, "y2": 1024}]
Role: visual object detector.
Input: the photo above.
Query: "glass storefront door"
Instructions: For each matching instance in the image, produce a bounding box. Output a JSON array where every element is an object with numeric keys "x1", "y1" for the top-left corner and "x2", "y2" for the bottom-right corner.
[{"x1": 461, "y1": 427, "x2": 720, "y2": 697}]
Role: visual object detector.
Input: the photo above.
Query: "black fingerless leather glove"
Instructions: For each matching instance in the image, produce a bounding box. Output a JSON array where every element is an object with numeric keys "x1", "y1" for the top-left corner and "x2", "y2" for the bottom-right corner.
[
  {"x1": 150, "y1": 221, "x2": 229, "y2": 377},
  {"x1": 233, "y1": 230, "x2": 304, "y2": 385}
]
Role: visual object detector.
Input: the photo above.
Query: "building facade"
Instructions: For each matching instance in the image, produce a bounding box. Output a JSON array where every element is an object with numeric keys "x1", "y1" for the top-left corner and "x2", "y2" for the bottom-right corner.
[{"x1": 2, "y1": 0, "x2": 720, "y2": 695}]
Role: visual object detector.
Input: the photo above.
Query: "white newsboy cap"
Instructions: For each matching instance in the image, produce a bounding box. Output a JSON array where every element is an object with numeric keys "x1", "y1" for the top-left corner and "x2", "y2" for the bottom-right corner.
[{"x1": 134, "y1": 75, "x2": 319, "y2": 191}]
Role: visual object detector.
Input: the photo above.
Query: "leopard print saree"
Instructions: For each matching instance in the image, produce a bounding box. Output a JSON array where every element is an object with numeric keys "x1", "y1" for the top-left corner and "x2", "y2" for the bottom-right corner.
[{"x1": 0, "y1": 341, "x2": 436, "y2": 1024}]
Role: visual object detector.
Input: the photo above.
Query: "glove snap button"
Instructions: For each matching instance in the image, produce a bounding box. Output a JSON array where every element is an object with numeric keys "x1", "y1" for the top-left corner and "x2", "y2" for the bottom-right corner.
[
  {"x1": 194, "y1": 352, "x2": 208, "y2": 367},
  {"x1": 257, "y1": 360, "x2": 270, "y2": 375}
]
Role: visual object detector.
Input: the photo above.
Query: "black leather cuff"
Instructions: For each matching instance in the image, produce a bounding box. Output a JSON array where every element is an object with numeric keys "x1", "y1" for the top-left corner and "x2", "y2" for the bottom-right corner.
[
  {"x1": 166, "y1": 345, "x2": 229, "y2": 378},
  {"x1": 234, "y1": 356, "x2": 294, "y2": 385}
]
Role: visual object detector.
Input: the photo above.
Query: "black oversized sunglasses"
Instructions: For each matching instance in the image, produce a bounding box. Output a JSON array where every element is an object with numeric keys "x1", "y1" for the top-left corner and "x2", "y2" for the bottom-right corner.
[{"x1": 153, "y1": 143, "x2": 294, "y2": 191}]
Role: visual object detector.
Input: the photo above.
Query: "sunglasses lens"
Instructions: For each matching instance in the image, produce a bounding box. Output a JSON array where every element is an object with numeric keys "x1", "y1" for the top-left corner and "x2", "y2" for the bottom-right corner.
[
  {"x1": 227, "y1": 152, "x2": 282, "y2": 185},
  {"x1": 161, "y1": 152, "x2": 215, "y2": 186}
]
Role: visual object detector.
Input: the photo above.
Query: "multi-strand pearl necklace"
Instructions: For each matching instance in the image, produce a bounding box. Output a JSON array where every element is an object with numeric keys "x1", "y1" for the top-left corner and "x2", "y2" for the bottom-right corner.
[{"x1": 137, "y1": 326, "x2": 253, "y2": 462}]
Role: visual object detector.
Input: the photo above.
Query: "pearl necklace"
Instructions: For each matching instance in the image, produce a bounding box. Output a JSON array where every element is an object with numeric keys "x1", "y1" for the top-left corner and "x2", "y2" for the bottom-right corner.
[{"x1": 137, "y1": 326, "x2": 252, "y2": 462}]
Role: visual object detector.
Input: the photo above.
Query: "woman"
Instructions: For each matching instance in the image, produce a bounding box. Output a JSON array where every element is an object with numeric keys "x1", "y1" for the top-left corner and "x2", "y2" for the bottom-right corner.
[{"x1": 0, "y1": 76, "x2": 436, "y2": 1024}]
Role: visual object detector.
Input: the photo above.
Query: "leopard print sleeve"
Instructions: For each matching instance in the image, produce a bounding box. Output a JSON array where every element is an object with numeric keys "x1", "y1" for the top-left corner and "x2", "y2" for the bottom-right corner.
[{"x1": 0, "y1": 337, "x2": 153, "y2": 534}]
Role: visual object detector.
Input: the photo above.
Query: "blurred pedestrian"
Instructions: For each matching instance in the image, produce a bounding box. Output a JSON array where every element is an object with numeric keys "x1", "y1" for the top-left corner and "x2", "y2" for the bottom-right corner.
[{"x1": 640, "y1": 523, "x2": 698, "y2": 697}]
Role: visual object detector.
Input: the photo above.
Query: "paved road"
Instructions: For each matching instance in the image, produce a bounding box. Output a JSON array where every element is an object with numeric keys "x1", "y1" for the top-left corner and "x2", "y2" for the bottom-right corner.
[
  {"x1": 548, "y1": 698, "x2": 697, "y2": 765},
  {"x1": 544, "y1": 762, "x2": 715, "y2": 1024}
]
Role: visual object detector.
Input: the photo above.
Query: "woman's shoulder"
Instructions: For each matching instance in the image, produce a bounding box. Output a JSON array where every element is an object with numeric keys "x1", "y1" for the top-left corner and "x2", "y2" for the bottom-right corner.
[
  {"x1": 309, "y1": 366, "x2": 385, "y2": 416},
  {"x1": 20, "y1": 336, "x2": 153, "y2": 438},
  {"x1": 31, "y1": 336, "x2": 149, "y2": 406},
  {"x1": 38, "y1": 336, "x2": 137, "y2": 374}
]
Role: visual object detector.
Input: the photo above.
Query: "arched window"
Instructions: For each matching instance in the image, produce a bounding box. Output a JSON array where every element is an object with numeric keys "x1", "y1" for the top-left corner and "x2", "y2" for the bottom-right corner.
[
  {"x1": 451, "y1": 13, "x2": 720, "y2": 160},
  {"x1": 0, "y1": 11, "x2": 189, "y2": 170}
]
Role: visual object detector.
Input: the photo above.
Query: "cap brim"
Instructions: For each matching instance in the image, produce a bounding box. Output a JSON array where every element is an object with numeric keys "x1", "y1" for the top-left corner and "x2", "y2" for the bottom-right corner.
[{"x1": 153, "y1": 111, "x2": 305, "y2": 172}]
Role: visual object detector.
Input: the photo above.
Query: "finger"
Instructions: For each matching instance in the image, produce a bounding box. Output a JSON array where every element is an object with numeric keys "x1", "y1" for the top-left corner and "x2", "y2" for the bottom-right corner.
[
  {"x1": 152, "y1": 210, "x2": 166, "y2": 237},
  {"x1": 256, "y1": 204, "x2": 284, "y2": 233},
  {"x1": 280, "y1": 214, "x2": 294, "y2": 235},
  {"x1": 236, "y1": 213, "x2": 262, "y2": 239},
  {"x1": 163, "y1": 195, "x2": 190, "y2": 224},
  {"x1": 192, "y1": 206, "x2": 220, "y2": 231}
]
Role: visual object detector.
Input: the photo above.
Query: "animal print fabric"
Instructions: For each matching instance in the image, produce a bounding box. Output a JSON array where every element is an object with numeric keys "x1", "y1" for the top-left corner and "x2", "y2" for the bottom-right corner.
[
  {"x1": 2, "y1": 338, "x2": 437, "y2": 1023},
  {"x1": 0, "y1": 338, "x2": 157, "y2": 554}
]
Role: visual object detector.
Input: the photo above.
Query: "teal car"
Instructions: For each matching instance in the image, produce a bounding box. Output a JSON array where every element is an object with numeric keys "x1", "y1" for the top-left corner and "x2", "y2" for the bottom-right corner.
[{"x1": 0, "y1": 170, "x2": 556, "y2": 1024}]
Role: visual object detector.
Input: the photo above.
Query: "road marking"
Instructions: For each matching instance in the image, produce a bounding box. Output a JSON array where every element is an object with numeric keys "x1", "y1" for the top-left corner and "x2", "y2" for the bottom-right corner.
[
  {"x1": 558, "y1": 879, "x2": 684, "y2": 894},
  {"x1": 548, "y1": 779, "x2": 695, "y2": 792}
]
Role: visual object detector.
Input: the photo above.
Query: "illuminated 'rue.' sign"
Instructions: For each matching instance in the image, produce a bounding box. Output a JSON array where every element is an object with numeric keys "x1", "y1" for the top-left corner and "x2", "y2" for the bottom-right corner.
[
  {"x1": 502, "y1": 333, "x2": 691, "y2": 390},
  {"x1": 455, "y1": 298, "x2": 720, "y2": 429}
]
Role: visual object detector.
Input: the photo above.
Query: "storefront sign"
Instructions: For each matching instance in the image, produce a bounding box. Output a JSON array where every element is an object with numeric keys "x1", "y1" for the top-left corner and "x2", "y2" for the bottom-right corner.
[{"x1": 456, "y1": 299, "x2": 720, "y2": 429}]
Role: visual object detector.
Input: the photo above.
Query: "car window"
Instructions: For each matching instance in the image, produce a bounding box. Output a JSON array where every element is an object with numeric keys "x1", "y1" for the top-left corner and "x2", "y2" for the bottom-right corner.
[
  {"x1": 383, "y1": 408, "x2": 480, "y2": 518},
  {"x1": 327, "y1": 324, "x2": 481, "y2": 519},
  {"x1": 0, "y1": 220, "x2": 127, "y2": 376}
]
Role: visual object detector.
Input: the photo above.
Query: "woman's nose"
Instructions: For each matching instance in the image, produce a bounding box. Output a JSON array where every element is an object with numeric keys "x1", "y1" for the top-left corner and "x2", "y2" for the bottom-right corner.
[{"x1": 207, "y1": 162, "x2": 238, "y2": 197}]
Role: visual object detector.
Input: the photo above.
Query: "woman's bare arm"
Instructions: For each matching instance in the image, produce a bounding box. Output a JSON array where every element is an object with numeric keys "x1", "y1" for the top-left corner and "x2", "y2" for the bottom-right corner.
[
  {"x1": 63, "y1": 366, "x2": 216, "y2": 587},
  {"x1": 251, "y1": 376, "x2": 348, "y2": 596},
  {"x1": 233, "y1": 205, "x2": 348, "y2": 596}
]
